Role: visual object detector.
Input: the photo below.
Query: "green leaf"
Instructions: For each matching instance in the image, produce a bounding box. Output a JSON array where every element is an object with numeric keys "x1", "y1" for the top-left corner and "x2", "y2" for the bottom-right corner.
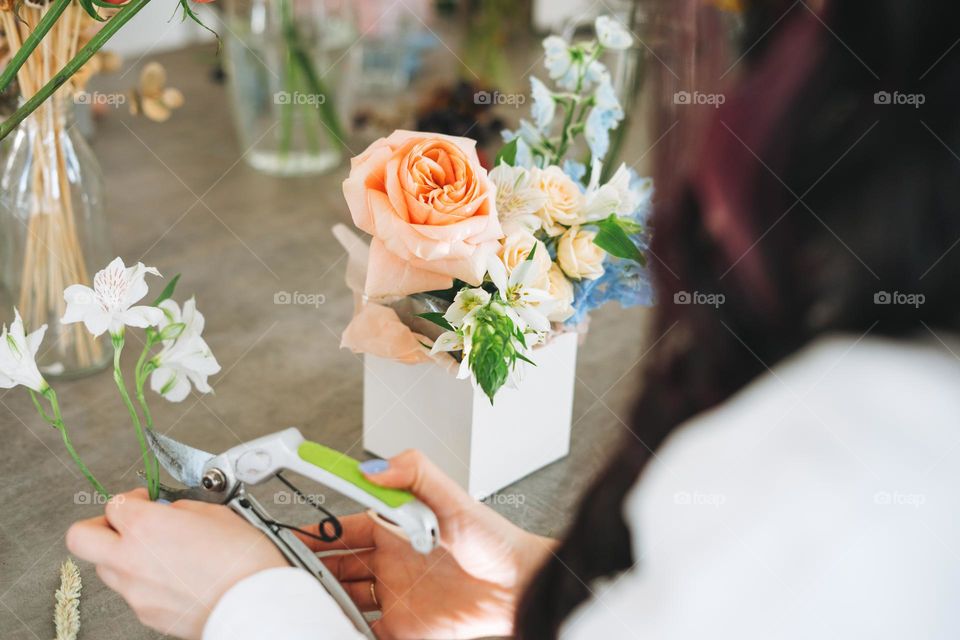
[
  {"x1": 76, "y1": 0, "x2": 106, "y2": 21},
  {"x1": 495, "y1": 138, "x2": 518, "y2": 167},
  {"x1": 516, "y1": 351, "x2": 537, "y2": 366},
  {"x1": 152, "y1": 274, "x2": 181, "y2": 307},
  {"x1": 594, "y1": 215, "x2": 646, "y2": 265},
  {"x1": 417, "y1": 312, "x2": 455, "y2": 332},
  {"x1": 178, "y1": 0, "x2": 221, "y2": 47}
]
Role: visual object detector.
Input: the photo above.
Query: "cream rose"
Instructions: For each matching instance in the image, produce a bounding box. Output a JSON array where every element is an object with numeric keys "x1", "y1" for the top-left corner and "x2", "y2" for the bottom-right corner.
[
  {"x1": 558, "y1": 226, "x2": 605, "y2": 280},
  {"x1": 498, "y1": 230, "x2": 551, "y2": 286},
  {"x1": 534, "y1": 165, "x2": 584, "y2": 237},
  {"x1": 342, "y1": 130, "x2": 502, "y2": 298},
  {"x1": 545, "y1": 263, "x2": 575, "y2": 321}
]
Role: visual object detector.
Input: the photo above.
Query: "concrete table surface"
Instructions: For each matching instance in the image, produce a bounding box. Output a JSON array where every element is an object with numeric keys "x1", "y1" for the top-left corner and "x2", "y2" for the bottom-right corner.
[{"x1": 0, "y1": 41, "x2": 652, "y2": 639}]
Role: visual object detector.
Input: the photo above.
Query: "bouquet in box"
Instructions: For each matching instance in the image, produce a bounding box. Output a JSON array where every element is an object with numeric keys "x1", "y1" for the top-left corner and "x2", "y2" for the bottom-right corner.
[{"x1": 338, "y1": 15, "x2": 654, "y2": 402}]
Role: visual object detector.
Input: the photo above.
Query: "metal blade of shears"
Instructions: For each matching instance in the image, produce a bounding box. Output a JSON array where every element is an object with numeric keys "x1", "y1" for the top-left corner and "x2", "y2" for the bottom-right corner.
[{"x1": 145, "y1": 428, "x2": 214, "y2": 488}]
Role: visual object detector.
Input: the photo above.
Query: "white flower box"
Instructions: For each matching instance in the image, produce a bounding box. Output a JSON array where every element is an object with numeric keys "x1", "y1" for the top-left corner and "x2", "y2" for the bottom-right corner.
[{"x1": 362, "y1": 332, "x2": 578, "y2": 499}]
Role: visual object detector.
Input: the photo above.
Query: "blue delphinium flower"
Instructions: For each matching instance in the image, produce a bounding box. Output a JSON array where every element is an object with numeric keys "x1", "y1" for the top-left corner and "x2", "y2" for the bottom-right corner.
[
  {"x1": 565, "y1": 257, "x2": 654, "y2": 326},
  {"x1": 565, "y1": 164, "x2": 655, "y2": 325},
  {"x1": 584, "y1": 77, "x2": 624, "y2": 161},
  {"x1": 530, "y1": 77, "x2": 556, "y2": 131},
  {"x1": 543, "y1": 35, "x2": 579, "y2": 91},
  {"x1": 562, "y1": 159, "x2": 587, "y2": 184}
]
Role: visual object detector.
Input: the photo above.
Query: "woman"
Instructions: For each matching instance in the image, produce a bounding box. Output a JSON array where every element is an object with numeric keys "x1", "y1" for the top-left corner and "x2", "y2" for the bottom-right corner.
[{"x1": 66, "y1": 1, "x2": 960, "y2": 638}]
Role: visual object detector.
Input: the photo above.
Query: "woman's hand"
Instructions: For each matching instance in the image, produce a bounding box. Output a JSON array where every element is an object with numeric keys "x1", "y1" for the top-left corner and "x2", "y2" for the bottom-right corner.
[
  {"x1": 66, "y1": 489, "x2": 287, "y2": 640},
  {"x1": 300, "y1": 450, "x2": 557, "y2": 640}
]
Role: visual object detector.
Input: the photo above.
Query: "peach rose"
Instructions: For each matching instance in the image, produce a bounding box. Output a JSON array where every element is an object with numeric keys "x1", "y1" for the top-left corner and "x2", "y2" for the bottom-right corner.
[{"x1": 342, "y1": 130, "x2": 502, "y2": 298}]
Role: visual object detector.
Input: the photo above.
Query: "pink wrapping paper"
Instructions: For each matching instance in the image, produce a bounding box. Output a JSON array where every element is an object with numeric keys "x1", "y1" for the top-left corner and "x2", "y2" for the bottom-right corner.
[{"x1": 333, "y1": 224, "x2": 459, "y2": 375}]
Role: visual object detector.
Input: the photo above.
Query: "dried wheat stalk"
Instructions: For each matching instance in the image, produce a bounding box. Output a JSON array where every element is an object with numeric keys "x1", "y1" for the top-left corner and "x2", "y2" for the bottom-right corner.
[{"x1": 53, "y1": 558, "x2": 82, "y2": 640}]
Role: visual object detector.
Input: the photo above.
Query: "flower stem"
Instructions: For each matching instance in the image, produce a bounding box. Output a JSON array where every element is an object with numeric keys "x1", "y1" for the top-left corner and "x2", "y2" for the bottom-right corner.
[
  {"x1": 133, "y1": 335, "x2": 160, "y2": 487},
  {"x1": 0, "y1": 0, "x2": 73, "y2": 92},
  {"x1": 279, "y1": 7, "x2": 348, "y2": 153},
  {"x1": 112, "y1": 332, "x2": 158, "y2": 500},
  {"x1": 31, "y1": 387, "x2": 110, "y2": 499},
  {"x1": 0, "y1": 0, "x2": 153, "y2": 142},
  {"x1": 278, "y1": 0, "x2": 296, "y2": 156}
]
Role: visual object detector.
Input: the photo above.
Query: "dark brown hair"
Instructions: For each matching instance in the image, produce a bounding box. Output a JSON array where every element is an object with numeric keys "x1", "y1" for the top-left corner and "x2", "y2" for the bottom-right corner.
[{"x1": 517, "y1": 1, "x2": 960, "y2": 637}]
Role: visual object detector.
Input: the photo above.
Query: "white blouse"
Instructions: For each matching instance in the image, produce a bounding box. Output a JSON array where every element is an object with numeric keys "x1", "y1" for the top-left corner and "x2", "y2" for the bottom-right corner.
[{"x1": 205, "y1": 335, "x2": 960, "y2": 639}]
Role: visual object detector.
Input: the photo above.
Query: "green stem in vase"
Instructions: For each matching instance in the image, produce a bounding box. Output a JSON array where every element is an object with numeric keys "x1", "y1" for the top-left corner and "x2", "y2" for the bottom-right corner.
[
  {"x1": 278, "y1": 0, "x2": 296, "y2": 156},
  {"x1": 279, "y1": 6, "x2": 348, "y2": 153},
  {"x1": 295, "y1": 62, "x2": 322, "y2": 154},
  {"x1": 30, "y1": 387, "x2": 110, "y2": 499},
  {"x1": 0, "y1": 0, "x2": 152, "y2": 142},
  {"x1": 0, "y1": 0, "x2": 73, "y2": 92},
  {"x1": 111, "y1": 331, "x2": 158, "y2": 500}
]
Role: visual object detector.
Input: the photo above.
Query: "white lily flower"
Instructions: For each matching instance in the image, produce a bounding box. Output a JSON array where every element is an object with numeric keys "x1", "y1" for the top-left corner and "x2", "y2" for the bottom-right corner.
[
  {"x1": 443, "y1": 288, "x2": 491, "y2": 327},
  {"x1": 429, "y1": 330, "x2": 463, "y2": 357},
  {"x1": 489, "y1": 164, "x2": 547, "y2": 235},
  {"x1": 487, "y1": 255, "x2": 554, "y2": 333},
  {"x1": 149, "y1": 298, "x2": 220, "y2": 403},
  {"x1": 596, "y1": 15, "x2": 633, "y2": 50},
  {"x1": 581, "y1": 160, "x2": 623, "y2": 223},
  {"x1": 0, "y1": 309, "x2": 47, "y2": 392},
  {"x1": 62, "y1": 257, "x2": 164, "y2": 337}
]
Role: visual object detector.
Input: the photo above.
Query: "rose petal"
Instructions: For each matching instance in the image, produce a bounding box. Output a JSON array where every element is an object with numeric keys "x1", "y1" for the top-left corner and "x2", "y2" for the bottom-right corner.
[{"x1": 364, "y1": 238, "x2": 453, "y2": 298}]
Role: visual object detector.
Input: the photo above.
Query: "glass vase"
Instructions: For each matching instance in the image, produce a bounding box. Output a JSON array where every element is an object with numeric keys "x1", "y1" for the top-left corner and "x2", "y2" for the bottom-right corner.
[
  {"x1": 0, "y1": 95, "x2": 113, "y2": 378},
  {"x1": 223, "y1": 0, "x2": 356, "y2": 176}
]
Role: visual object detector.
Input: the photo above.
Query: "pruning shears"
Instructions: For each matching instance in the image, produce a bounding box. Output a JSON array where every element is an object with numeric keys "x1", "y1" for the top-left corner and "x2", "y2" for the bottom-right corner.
[{"x1": 145, "y1": 427, "x2": 440, "y2": 639}]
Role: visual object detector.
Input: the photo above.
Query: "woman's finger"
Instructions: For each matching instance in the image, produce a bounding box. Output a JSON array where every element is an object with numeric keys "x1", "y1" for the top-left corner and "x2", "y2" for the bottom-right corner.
[
  {"x1": 295, "y1": 513, "x2": 375, "y2": 552},
  {"x1": 359, "y1": 449, "x2": 472, "y2": 518},
  {"x1": 66, "y1": 516, "x2": 121, "y2": 564},
  {"x1": 343, "y1": 580, "x2": 380, "y2": 612},
  {"x1": 321, "y1": 549, "x2": 375, "y2": 582}
]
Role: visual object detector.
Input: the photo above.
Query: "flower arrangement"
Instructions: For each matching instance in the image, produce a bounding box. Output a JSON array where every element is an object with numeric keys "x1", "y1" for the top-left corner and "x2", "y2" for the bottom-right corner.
[
  {"x1": 0, "y1": 258, "x2": 220, "y2": 501},
  {"x1": 340, "y1": 15, "x2": 654, "y2": 402}
]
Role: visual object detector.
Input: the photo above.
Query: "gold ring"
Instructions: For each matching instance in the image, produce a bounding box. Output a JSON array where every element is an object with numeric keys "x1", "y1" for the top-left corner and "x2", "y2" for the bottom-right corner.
[{"x1": 369, "y1": 581, "x2": 380, "y2": 608}]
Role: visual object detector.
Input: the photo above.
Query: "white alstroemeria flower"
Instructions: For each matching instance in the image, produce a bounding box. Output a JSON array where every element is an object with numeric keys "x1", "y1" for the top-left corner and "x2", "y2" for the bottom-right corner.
[
  {"x1": 581, "y1": 160, "x2": 623, "y2": 223},
  {"x1": 62, "y1": 257, "x2": 164, "y2": 337},
  {"x1": 487, "y1": 255, "x2": 554, "y2": 333},
  {"x1": 443, "y1": 288, "x2": 491, "y2": 326},
  {"x1": 604, "y1": 162, "x2": 641, "y2": 216},
  {"x1": 489, "y1": 164, "x2": 547, "y2": 235},
  {"x1": 530, "y1": 77, "x2": 556, "y2": 131},
  {"x1": 429, "y1": 330, "x2": 463, "y2": 356},
  {"x1": 149, "y1": 298, "x2": 220, "y2": 403},
  {"x1": 596, "y1": 16, "x2": 634, "y2": 50},
  {"x1": 0, "y1": 309, "x2": 47, "y2": 392}
]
